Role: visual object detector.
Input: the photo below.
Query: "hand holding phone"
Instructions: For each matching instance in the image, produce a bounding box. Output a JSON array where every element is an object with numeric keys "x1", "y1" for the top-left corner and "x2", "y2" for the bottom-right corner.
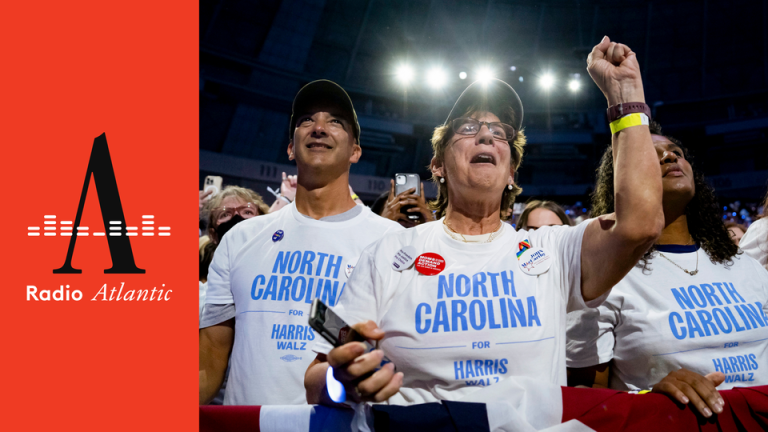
[
  {"x1": 204, "y1": 175, "x2": 223, "y2": 197},
  {"x1": 308, "y1": 299, "x2": 402, "y2": 403},
  {"x1": 381, "y1": 175, "x2": 434, "y2": 226},
  {"x1": 394, "y1": 173, "x2": 421, "y2": 221}
]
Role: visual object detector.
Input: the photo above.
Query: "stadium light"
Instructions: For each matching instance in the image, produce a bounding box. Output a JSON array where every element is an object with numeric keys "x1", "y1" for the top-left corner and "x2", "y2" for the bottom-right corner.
[
  {"x1": 476, "y1": 68, "x2": 494, "y2": 84},
  {"x1": 568, "y1": 80, "x2": 580, "y2": 92},
  {"x1": 395, "y1": 65, "x2": 414, "y2": 85},
  {"x1": 426, "y1": 67, "x2": 447, "y2": 89},
  {"x1": 539, "y1": 74, "x2": 554, "y2": 90},
  {"x1": 459, "y1": 71, "x2": 467, "y2": 80}
]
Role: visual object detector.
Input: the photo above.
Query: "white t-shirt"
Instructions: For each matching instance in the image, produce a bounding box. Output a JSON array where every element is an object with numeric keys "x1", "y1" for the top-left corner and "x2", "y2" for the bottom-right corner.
[
  {"x1": 314, "y1": 218, "x2": 596, "y2": 405},
  {"x1": 199, "y1": 281, "x2": 207, "y2": 320},
  {"x1": 741, "y1": 218, "x2": 768, "y2": 270},
  {"x1": 205, "y1": 203, "x2": 403, "y2": 405},
  {"x1": 566, "y1": 244, "x2": 768, "y2": 391}
]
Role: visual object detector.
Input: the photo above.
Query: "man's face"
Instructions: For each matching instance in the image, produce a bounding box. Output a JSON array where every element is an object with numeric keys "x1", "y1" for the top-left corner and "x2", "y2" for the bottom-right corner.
[
  {"x1": 287, "y1": 103, "x2": 360, "y2": 174},
  {"x1": 654, "y1": 135, "x2": 695, "y2": 205}
]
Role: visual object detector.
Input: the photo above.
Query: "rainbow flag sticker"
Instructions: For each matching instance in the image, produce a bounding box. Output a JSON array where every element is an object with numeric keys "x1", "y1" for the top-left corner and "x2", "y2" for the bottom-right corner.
[{"x1": 516, "y1": 239, "x2": 531, "y2": 259}]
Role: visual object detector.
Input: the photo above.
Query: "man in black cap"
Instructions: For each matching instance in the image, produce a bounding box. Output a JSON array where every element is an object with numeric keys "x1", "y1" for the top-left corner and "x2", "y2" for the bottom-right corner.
[{"x1": 199, "y1": 80, "x2": 402, "y2": 405}]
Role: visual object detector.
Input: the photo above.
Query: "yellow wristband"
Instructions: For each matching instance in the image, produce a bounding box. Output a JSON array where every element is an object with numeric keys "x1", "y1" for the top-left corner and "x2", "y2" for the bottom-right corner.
[
  {"x1": 609, "y1": 113, "x2": 649, "y2": 134},
  {"x1": 637, "y1": 389, "x2": 651, "y2": 395},
  {"x1": 351, "y1": 194, "x2": 359, "y2": 200}
]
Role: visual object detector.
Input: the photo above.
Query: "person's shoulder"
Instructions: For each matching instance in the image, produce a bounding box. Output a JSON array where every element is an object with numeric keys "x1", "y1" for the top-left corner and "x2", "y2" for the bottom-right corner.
[
  {"x1": 358, "y1": 206, "x2": 405, "y2": 232},
  {"x1": 365, "y1": 217, "x2": 432, "y2": 254},
  {"x1": 729, "y1": 249, "x2": 768, "y2": 275},
  {"x1": 743, "y1": 218, "x2": 768, "y2": 242},
  {"x1": 522, "y1": 218, "x2": 592, "y2": 244},
  {"x1": 749, "y1": 217, "x2": 768, "y2": 231},
  {"x1": 243, "y1": 209, "x2": 285, "y2": 230},
  {"x1": 224, "y1": 208, "x2": 287, "y2": 243}
]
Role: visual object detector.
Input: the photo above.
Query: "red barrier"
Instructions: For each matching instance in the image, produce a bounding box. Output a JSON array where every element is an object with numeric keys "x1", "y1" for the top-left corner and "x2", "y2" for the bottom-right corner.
[
  {"x1": 200, "y1": 405, "x2": 261, "y2": 432},
  {"x1": 561, "y1": 386, "x2": 768, "y2": 432},
  {"x1": 199, "y1": 386, "x2": 768, "y2": 431}
]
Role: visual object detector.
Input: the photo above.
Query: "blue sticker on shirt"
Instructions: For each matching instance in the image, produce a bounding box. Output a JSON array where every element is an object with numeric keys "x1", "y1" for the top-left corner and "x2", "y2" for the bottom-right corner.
[{"x1": 272, "y1": 230, "x2": 284, "y2": 242}]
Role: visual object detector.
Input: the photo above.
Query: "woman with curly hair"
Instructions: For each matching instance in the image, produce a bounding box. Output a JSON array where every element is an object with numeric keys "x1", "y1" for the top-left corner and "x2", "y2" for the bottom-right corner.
[{"x1": 567, "y1": 122, "x2": 768, "y2": 419}]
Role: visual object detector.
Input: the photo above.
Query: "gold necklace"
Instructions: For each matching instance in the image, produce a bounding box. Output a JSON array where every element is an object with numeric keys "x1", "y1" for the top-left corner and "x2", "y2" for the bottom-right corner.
[
  {"x1": 656, "y1": 240, "x2": 699, "y2": 276},
  {"x1": 442, "y1": 219, "x2": 503, "y2": 243}
]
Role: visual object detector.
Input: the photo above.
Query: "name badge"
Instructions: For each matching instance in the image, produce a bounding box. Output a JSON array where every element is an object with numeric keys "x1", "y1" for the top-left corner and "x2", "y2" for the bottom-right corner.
[
  {"x1": 517, "y1": 247, "x2": 552, "y2": 276},
  {"x1": 391, "y1": 246, "x2": 417, "y2": 271}
]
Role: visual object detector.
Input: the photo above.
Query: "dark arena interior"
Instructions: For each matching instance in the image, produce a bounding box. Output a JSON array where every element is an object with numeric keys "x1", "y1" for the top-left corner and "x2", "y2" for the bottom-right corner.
[{"x1": 200, "y1": 0, "x2": 768, "y2": 223}]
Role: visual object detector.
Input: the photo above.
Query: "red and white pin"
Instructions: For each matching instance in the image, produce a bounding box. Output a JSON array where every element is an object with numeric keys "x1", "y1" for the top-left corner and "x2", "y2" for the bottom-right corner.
[{"x1": 414, "y1": 252, "x2": 446, "y2": 276}]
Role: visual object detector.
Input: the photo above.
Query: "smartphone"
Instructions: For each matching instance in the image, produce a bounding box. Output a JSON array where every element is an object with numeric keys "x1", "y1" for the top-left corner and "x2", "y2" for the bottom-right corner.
[
  {"x1": 394, "y1": 173, "x2": 421, "y2": 221},
  {"x1": 308, "y1": 299, "x2": 394, "y2": 403},
  {"x1": 204, "y1": 175, "x2": 223, "y2": 196},
  {"x1": 308, "y1": 298, "x2": 393, "y2": 362}
]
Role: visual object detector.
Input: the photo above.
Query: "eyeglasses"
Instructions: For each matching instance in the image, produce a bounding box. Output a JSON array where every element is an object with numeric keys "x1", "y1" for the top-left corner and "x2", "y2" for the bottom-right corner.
[
  {"x1": 451, "y1": 118, "x2": 517, "y2": 141},
  {"x1": 214, "y1": 203, "x2": 261, "y2": 224}
]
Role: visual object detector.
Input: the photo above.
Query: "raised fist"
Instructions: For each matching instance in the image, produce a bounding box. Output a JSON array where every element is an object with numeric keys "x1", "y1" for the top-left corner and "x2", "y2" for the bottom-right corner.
[{"x1": 587, "y1": 36, "x2": 645, "y2": 106}]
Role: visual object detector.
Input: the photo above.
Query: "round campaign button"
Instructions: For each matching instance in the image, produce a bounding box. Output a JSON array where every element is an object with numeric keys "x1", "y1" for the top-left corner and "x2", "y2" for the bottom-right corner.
[
  {"x1": 414, "y1": 252, "x2": 446, "y2": 276},
  {"x1": 391, "y1": 245, "x2": 417, "y2": 271},
  {"x1": 272, "y1": 230, "x2": 284, "y2": 242},
  {"x1": 517, "y1": 247, "x2": 553, "y2": 276}
]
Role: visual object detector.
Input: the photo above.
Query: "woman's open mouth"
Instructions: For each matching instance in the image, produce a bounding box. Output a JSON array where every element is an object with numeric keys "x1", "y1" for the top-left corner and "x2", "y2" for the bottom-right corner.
[{"x1": 470, "y1": 153, "x2": 496, "y2": 165}]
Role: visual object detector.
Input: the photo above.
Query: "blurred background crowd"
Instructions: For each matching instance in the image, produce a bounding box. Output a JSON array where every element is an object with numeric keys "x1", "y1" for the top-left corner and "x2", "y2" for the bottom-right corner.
[{"x1": 199, "y1": 0, "x2": 768, "y2": 240}]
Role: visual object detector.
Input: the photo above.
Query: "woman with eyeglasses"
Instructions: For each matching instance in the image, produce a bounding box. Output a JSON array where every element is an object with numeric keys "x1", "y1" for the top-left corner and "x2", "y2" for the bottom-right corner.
[
  {"x1": 305, "y1": 37, "x2": 664, "y2": 405},
  {"x1": 204, "y1": 186, "x2": 270, "y2": 246},
  {"x1": 566, "y1": 122, "x2": 768, "y2": 419},
  {"x1": 201, "y1": 186, "x2": 270, "y2": 313}
]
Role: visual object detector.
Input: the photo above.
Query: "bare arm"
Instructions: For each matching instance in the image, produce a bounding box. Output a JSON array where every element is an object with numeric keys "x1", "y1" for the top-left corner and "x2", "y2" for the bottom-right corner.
[
  {"x1": 199, "y1": 319, "x2": 234, "y2": 404},
  {"x1": 569, "y1": 364, "x2": 726, "y2": 418},
  {"x1": 305, "y1": 355, "x2": 329, "y2": 405},
  {"x1": 304, "y1": 354, "x2": 350, "y2": 406},
  {"x1": 652, "y1": 369, "x2": 725, "y2": 418},
  {"x1": 581, "y1": 37, "x2": 664, "y2": 301},
  {"x1": 269, "y1": 172, "x2": 297, "y2": 213}
]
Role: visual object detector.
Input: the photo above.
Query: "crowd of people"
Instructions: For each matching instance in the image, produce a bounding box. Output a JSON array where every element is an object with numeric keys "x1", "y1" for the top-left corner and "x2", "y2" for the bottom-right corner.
[{"x1": 198, "y1": 36, "x2": 768, "y2": 423}]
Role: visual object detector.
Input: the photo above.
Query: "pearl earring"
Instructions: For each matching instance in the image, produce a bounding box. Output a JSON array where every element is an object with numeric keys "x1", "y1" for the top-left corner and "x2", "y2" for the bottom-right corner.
[
  {"x1": 439, "y1": 177, "x2": 445, "y2": 184},
  {"x1": 507, "y1": 184, "x2": 513, "y2": 190}
]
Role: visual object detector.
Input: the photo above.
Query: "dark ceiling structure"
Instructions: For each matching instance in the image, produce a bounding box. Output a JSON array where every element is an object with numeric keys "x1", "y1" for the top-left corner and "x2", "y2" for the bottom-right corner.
[{"x1": 200, "y1": 0, "x2": 768, "y2": 202}]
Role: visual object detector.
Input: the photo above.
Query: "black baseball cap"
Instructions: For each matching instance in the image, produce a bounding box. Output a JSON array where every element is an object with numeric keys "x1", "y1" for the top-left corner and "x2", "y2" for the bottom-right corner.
[
  {"x1": 289, "y1": 79, "x2": 361, "y2": 144},
  {"x1": 445, "y1": 78, "x2": 524, "y2": 131}
]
